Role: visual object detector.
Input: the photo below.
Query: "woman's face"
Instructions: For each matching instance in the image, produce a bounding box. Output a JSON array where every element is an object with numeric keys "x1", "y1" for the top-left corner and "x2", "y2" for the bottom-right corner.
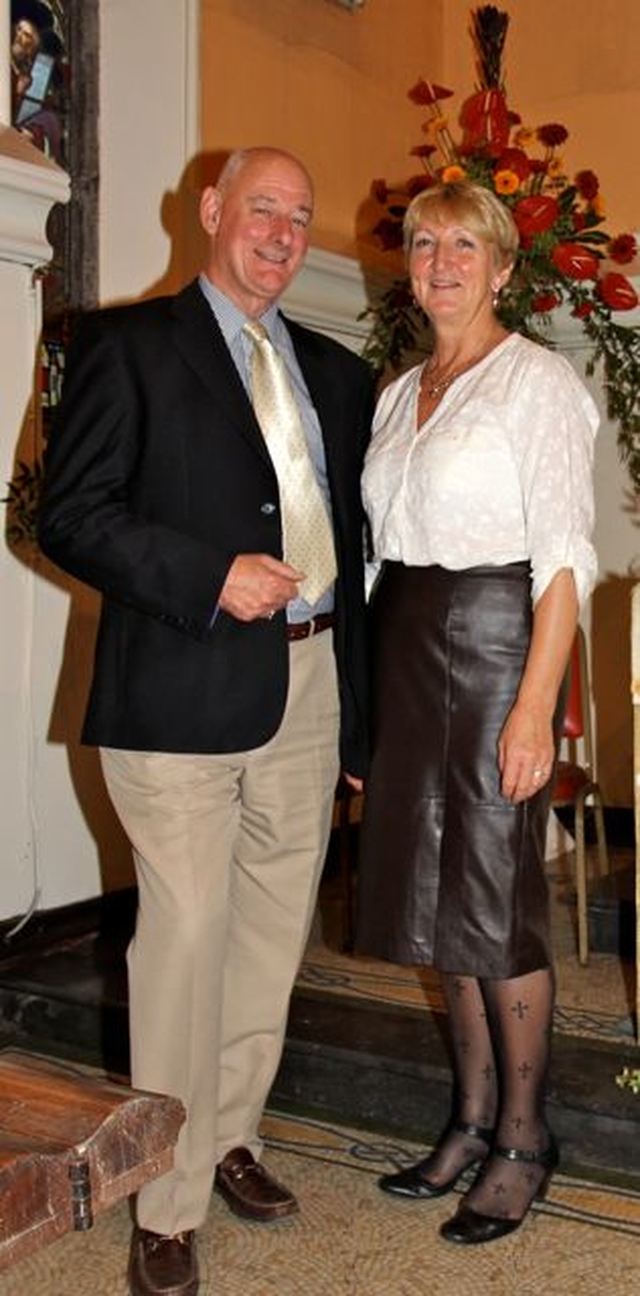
[{"x1": 408, "y1": 217, "x2": 508, "y2": 330}]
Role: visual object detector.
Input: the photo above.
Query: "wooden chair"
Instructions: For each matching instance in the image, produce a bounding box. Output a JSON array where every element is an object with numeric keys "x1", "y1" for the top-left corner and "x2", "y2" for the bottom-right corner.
[{"x1": 552, "y1": 626, "x2": 609, "y2": 966}]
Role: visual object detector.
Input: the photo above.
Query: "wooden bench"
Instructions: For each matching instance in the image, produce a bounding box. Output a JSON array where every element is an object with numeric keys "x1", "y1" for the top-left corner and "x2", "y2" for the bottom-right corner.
[{"x1": 0, "y1": 1048, "x2": 185, "y2": 1271}]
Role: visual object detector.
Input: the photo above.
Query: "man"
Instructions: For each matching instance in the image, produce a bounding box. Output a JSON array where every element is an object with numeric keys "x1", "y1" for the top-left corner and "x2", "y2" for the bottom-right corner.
[{"x1": 39, "y1": 147, "x2": 373, "y2": 1296}]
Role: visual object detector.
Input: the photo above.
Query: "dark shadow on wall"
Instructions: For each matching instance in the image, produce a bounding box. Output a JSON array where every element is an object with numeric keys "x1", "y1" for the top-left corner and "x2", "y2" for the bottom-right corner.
[{"x1": 22, "y1": 150, "x2": 232, "y2": 900}]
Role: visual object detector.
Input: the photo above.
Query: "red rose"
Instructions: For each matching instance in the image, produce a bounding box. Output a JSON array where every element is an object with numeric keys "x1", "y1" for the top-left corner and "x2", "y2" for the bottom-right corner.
[
  {"x1": 551, "y1": 243, "x2": 600, "y2": 280},
  {"x1": 513, "y1": 195, "x2": 560, "y2": 238},
  {"x1": 531, "y1": 291, "x2": 562, "y2": 313},
  {"x1": 598, "y1": 272, "x2": 639, "y2": 311},
  {"x1": 493, "y1": 148, "x2": 532, "y2": 182},
  {"x1": 537, "y1": 122, "x2": 569, "y2": 148},
  {"x1": 410, "y1": 144, "x2": 437, "y2": 160},
  {"x1": 408, "y1": 79, "x2": 453, "y2": 105},
  {"x1": 608, "y1": 234, "x2": 637, "y2": 265},
  {"x1": 575, "y1": 169, "x2": 599, "y2": 200}
]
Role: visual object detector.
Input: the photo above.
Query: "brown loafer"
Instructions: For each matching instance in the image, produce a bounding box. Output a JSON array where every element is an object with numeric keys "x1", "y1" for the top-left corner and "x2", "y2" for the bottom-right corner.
[
  {"x1": 214, "y1": 1146, "x2": 299, "y2": 1222},
  {"x1": 128, "y1": 1226, "x2": 199, "y2": 1295}
]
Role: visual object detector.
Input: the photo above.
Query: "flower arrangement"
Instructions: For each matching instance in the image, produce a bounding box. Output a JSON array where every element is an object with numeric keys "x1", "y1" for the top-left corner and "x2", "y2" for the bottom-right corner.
[{"x1": 364, "y1": 5, "x2": 640, "y2": 492}]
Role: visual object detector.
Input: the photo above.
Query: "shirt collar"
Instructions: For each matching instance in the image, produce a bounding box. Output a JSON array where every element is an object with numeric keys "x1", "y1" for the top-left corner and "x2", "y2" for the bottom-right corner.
[{"x1": 198, "y1": 274, "x2": 281, "y2": 348}]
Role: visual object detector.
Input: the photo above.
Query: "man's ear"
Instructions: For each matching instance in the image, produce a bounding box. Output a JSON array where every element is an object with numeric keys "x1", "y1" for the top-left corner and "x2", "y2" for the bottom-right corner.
[{"x1": 200, "y1": 186, "x2": 222, "y2": 235}]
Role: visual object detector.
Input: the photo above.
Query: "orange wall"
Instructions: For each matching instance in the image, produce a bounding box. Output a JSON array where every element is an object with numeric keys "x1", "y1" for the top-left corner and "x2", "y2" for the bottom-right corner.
[
  {"x1": 200, "y1": 0, "x2": 442, "y2": 267},
  {"x1": 201, "y1": 0, "x2": 639, "y2": 264}
]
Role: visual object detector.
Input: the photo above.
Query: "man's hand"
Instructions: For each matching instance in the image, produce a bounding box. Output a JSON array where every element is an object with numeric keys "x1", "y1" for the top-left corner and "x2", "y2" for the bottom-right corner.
[{"x1": 219, "y1": 554, "x2": 303, "y2": 621}]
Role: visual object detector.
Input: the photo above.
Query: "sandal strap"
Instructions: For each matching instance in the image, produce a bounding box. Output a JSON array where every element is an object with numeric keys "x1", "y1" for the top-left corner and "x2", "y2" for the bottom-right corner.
[
  {"x1": 494, "y1": 1139, "x2": 558, "y2": 1169},
  {"x1": 453, "y1": 1120, "x2": 494, "y2": 1145}
]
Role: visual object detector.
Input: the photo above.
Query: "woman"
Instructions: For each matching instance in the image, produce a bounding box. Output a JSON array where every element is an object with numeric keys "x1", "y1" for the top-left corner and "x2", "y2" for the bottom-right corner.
[{"x1": 356, "y1": 181, "x2": 598, "y2": 1246}]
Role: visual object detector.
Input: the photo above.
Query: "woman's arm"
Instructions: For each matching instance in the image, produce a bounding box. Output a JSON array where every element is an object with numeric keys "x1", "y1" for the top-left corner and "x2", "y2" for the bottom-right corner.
[{"x1": 498, "y1": 568, "x2": 579, "y2": 803}]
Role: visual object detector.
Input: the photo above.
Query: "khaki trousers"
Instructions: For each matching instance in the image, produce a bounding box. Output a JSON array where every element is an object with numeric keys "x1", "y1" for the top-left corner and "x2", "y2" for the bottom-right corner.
[{"x1": 100, "y1": 632, "x2": 340, "y2": 1235}]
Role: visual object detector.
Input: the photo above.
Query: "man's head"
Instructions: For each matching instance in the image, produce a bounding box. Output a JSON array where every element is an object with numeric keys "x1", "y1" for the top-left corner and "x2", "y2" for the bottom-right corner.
[{"x1": 199, "y1": 147, "x2": 314, "y2": 319}]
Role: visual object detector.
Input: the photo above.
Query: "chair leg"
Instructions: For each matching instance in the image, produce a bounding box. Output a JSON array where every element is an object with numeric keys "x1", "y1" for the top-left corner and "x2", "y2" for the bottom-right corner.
[
  {"x1": 574, "y1": 791, "x2": 589, "y2": 966},
  {"x1": 592, "y1": 788, "x2": 609, "y2": 878}
]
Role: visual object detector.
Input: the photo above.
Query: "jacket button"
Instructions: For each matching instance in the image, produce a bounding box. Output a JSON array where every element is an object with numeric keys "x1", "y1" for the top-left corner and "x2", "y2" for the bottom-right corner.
[{"x1": 260, "y1": 502, "x2": 277, "y2": 515}]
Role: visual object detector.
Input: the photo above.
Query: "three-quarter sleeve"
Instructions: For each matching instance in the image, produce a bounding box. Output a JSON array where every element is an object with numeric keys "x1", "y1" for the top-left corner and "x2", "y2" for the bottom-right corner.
[{"x1": 508, "y1": 351, "x2": 598, "y2": 608}]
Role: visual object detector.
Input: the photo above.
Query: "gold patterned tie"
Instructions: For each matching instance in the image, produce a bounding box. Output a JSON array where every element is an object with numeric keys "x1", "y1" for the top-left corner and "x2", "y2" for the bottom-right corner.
[{"x1": 244, "y1": 321, "x2": 337, "y2": 605}]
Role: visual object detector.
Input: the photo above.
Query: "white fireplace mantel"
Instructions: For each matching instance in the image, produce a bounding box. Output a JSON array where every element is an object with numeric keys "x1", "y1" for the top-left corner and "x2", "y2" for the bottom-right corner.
[{"x1": 0, "y1": 124, "x2": 69, "y2": 267}]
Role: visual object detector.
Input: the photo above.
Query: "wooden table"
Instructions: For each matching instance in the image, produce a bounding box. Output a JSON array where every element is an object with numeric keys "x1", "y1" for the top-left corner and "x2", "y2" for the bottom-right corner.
[{"x1": 0, "y1": 1049, "x2": 185, "y2": 1271}]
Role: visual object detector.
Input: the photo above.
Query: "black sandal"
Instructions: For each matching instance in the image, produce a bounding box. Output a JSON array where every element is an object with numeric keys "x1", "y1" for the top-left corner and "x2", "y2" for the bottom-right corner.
[
  {"x1": 378, "y1": 1120, "x2": 494, "y2": 1200},
  {"x1": 440, "y1": 1136, "x2": 559, "y2": 1244}
]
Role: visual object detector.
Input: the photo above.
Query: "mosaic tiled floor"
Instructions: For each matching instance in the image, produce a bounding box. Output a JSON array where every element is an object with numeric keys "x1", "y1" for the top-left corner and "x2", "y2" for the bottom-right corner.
[{"x1": 1, "y1": 1111, "x2": 639, "y2": 1295}]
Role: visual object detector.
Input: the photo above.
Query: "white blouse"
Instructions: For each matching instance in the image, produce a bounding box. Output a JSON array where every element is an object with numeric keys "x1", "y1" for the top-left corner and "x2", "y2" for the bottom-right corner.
[{"x1": 362, "y1": 332, "x2": 599, "y2": 607}]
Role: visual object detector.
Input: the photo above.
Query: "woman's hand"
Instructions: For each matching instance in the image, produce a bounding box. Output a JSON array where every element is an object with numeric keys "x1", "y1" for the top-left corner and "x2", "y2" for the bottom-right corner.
[{"x1": 498, "y1": 700, "x2": 554, "y2": 803}]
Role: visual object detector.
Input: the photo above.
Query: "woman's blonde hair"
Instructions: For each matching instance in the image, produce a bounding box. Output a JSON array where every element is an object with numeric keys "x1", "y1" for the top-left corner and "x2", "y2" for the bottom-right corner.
[{"x1": 403, "y1": 180, "x2": 519, "y2": 269}]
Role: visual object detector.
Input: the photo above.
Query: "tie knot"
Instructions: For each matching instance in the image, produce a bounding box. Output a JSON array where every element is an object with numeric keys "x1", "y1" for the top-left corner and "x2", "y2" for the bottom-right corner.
[{"x1": 243, "y1": 320, "x2": 270, "y2": 348}]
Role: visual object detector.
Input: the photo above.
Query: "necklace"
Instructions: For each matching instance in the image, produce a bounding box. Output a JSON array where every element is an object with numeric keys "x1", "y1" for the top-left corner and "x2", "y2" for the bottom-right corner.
[{"x1": 421, "y1": 336, "x2": 506, "y2": 401}]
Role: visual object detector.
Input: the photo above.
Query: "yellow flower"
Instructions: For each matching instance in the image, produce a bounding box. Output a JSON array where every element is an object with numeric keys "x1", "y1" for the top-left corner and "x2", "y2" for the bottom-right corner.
[
  {"x1": 441, "y1": 164, "x2": 467, "y2": 183},
  {"x1": 494, "y1": 169, "x2": 520, "y2": 195},
  {"x1": 513, "y1": 126, "x2": 536, "y2": 148},
  {"x1": 430, "y1": 115, "x2": 449, "y2": 133},
  {"x1": 590, "y1": 193, "x2": 606, "y2": 218},
  {"x1": 547, "y1": 155, "x2": 565, "y2": 178}
]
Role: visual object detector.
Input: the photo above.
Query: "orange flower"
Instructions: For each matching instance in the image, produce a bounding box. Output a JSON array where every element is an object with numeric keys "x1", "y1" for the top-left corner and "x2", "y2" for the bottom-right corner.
[
  {"x1": 441, "y1": 164, "x2": 467, "y2": 183},
  {"x1": 494, "y1": 169, "x2": 520, "y2": 195}
]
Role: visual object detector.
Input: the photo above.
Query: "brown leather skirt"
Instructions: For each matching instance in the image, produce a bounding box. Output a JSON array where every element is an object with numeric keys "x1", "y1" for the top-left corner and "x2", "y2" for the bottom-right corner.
[{"x1": 355, "y1": 562, "x2": 558, "y2": 978}]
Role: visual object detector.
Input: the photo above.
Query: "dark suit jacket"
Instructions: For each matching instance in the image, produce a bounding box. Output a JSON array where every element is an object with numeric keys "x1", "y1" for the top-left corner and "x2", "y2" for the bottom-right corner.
[{"x1": 38, "y1": 280, "x2": 374, "y2": 776}]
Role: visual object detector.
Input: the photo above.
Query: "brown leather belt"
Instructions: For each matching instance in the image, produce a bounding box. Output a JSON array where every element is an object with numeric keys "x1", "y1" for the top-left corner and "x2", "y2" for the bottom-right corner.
[{"x1": 286, "y1": 612, "x2": 335, "y2": 641}]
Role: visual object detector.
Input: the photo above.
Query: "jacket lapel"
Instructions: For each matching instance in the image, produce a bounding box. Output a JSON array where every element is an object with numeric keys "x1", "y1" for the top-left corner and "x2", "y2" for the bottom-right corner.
[{"x1": 170, "y1": 281, "x2": 271, "y2": 465}]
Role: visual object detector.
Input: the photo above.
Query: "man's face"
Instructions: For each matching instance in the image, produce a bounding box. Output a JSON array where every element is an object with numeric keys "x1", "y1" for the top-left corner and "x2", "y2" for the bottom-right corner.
[{"x1": 201, "y1": 153, "x2": 314, "y2": 318}]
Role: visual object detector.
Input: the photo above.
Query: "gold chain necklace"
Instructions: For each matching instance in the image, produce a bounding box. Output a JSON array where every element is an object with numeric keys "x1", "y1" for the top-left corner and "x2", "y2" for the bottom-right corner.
[{"x1": 421, "y1": 336, "x2": 506, "y2": 401}]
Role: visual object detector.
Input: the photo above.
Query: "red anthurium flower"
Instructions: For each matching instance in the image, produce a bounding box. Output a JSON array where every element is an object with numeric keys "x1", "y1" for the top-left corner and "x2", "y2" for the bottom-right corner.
[
  {"x1": 513, "y1": 195, "x2": 560, "y2": 238},
  {"x1": 575, "y1": 169, "x2": 599, "y2": 200},
  {"x1": 598, "y1": 272, "x2": 639, "y2": 311},
  {"x1": 551, "y1": 243, "x2": 600, "y2": 280},
  {"x1": 408, "y1": 79, "x2": 453, "y2": 105},
  {"x1": 460, "y1": 89, "x2": 510, "y2": 153},
  {"x1": 493, "y1": 148, "x2": 532, "y2": 182},
  {"x1": 608, "y1": 234, "x2": 637, "y2": 265},
  {"x1": 538, "y1": 122, "x2": 569, "y2": 148},
  {"x1": 531, "y1": 291, "x2": 562, "y2": 313}
]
